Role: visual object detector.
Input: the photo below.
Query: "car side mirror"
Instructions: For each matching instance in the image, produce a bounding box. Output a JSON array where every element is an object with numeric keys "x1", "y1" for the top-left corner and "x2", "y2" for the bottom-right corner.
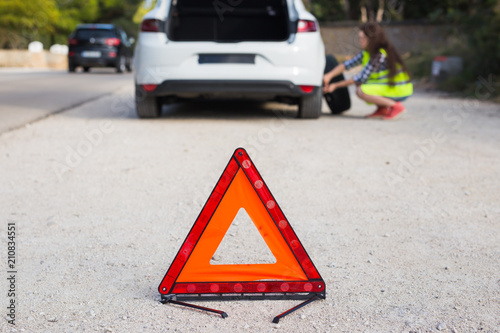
[{"x1": 128, "y1": 37, "x2": 135, "y2": 44}]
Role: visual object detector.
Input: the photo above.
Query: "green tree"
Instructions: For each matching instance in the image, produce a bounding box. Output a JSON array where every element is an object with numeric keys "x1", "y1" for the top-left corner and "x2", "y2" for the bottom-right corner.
[
  {"x1": 96, "y1": 0, "x2": 143, "y2": 39},
  {"x1": 451, "y1": 0, "x2": 500, "y2": 80},
  {"x1": 0, "y1": 0, "x2": 59, "y2": 48},
  {"x1": 401, "y1": 0, "x2": 447, "y2": 21},
  {"x1": 55, "y1": 0, "x2": 99, "y2": 31},
  {"x1": 52, "y1": 0, "x2": 99, "y2": 44},
  {"x1": 312, "y1": 0, "x2": 346, "y2": 21},
  {"x1": 406, "y1": 0, "x2": 500, "y2": 94},
  {"x1": 0, "y1": 0, "x2": 145, "y2": 48}
]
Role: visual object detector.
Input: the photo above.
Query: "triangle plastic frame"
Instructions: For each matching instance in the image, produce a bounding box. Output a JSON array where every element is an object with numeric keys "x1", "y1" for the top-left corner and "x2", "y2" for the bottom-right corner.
[{"x1": 159, "y1": 148, "x2": 326, "y2": 302}]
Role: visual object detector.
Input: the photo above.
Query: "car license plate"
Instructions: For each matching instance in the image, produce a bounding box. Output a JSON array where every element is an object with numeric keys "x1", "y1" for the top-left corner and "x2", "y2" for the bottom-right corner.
[
  {"x1": 199, "y1": 54, "x2": 255, "y2": 64},
  {"x1": 82, "y1": 51, "x2": 101, "y2": 58}
]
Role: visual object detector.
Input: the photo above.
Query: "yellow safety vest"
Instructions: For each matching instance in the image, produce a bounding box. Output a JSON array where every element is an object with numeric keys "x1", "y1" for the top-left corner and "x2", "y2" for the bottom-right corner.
[{"x1": 360, "y1": 49, "x2": 413, "y2": 99}]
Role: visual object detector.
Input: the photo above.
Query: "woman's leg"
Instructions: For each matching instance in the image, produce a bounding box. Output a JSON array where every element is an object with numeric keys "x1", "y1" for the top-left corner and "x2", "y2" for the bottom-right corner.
[{"x1": 356, "y1": 86, "x2": 396, "y2": 107}]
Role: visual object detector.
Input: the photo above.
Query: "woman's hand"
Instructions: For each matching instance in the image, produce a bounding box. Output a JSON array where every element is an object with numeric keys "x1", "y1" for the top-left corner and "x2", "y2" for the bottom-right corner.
[
  {"x1": 324, "y1": 83, "x2": 338, "y2": 93},
  {"x1": 323, "y1": 63, "x2": 346, "y2": 88}
]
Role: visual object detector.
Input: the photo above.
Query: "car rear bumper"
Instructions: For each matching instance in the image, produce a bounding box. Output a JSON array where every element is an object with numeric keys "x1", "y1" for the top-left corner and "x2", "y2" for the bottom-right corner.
[
  {"x1": 68, "y1": 46, "x2": 121, "y2": 67},
  {"x1": 136, "y1": 80, "x2": 320, "y2": 99},
  {"x1": 133, "y1": 34, "x2": 325, "y2": 87},
  {"x1": 69, "y1": 55, "x2": 118, "y2": 67}
]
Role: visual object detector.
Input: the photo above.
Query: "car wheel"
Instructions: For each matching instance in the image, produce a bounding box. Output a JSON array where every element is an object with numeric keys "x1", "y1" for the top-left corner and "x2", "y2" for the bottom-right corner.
[
  {"x1": 136, "y1": 89, "x2": 161, "y2": 118},
  {"x1": 324, "y1": 54, "x2": 351, "y2": 114},
  {"x1": 68, "y1": 63, "x2": 76, "y2": 73},
  {"x1": 83, "y1": 67, "x2": 90, "y2": 73},
  {"x1": 116, "y1": 55, "x2": 126, "y2": 73},
  {"x1": 298, "y1": 88, "x2": 322, "y2": 119}
]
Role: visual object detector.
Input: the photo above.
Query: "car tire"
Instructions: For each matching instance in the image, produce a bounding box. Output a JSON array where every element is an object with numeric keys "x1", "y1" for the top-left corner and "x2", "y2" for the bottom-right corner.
[
  {"x1": 68, "y1": 63, "x2": 76, "y2": 73},
  {"x1": 116, "y1": 55, "x2": 126, "y2": 73},
  {"x1": 298, "y1": 88, "x2": 322, "y2": 119},
  {"x1": 83, "y1": 67, "x2": 90, "y2": 73},
  {"x1": 136, "y1": 89, "x2": 161, "y2": 118},
  {"x1": 324, "y1": 54, "x2": 351, "y2": 114}
]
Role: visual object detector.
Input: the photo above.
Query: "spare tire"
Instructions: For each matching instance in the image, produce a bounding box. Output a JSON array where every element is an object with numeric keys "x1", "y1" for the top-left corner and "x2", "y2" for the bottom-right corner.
[{"x1": 324, "y1": 54, "x2": 351, "y2": 114}]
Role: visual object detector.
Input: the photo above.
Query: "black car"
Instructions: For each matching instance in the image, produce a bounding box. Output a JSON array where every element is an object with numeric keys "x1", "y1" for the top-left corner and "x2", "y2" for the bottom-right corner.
[{"x1": 68, "y1": 24, "x2": 134, "y2": 73}]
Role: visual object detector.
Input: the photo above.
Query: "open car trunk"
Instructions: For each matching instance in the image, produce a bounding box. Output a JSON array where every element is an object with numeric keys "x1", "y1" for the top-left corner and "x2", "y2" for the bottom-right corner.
[{"x1": 167, "y1": 0, "x2": 291, "y2": 42}]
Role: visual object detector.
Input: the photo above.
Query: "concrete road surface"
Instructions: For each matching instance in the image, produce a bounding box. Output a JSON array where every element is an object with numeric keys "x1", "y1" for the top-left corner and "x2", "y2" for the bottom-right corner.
[
  {"x1": 0, "y1": 78, "x2": 499, "y2": 332},
  {"x1": 0, "y1": 68, "x2": 132, "y2": 134}
]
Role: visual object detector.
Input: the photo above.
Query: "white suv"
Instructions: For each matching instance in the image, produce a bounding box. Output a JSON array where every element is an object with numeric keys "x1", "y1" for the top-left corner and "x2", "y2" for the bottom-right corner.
[{"x1": 134, "y1": 0, "x2": 325, "y2": 119}]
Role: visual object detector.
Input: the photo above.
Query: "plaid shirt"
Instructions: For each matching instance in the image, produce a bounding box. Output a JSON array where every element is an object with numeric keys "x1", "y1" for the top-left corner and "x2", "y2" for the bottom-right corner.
[{"x1": 343, "y1": 51, "x2": 386, "y2": 85}]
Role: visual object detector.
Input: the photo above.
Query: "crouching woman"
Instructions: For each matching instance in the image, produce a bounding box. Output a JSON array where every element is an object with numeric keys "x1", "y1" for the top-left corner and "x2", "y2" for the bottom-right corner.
[{"x1": 324, "y1": 22, "x2": 413, "y2": 119}]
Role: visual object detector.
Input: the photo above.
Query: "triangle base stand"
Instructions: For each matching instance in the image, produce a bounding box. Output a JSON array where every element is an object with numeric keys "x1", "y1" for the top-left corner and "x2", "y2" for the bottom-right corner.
[
  {"x1": 160, "y1": 293, "x2": 324, "y2": 322},
  {"x1": 162, "y1": 299, "x2": 228, "y2": 319},
  {"x1": 272, "y1": 296, "x2": 320, "y2": 323}
]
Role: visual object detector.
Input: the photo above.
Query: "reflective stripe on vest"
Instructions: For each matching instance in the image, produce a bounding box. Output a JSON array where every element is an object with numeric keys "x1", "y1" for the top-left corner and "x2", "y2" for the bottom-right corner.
[{"x1": 361, "y1": 49, "x2": 413, "y2": 98}]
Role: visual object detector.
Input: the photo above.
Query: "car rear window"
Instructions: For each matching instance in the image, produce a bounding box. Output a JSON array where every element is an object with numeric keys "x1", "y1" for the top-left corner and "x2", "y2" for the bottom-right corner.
[
  {"x1": 76, "y1": 29, "x2": 115, "y2": 40},
  {"x1": 167, "y1": 0, "x2": 289, "y2": 42}
]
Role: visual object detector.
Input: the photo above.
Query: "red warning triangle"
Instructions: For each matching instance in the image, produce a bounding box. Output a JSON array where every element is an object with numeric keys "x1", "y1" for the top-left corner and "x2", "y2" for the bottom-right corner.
[{"x1": 159, "y1": 148, "x2": 325, "y2": 299}]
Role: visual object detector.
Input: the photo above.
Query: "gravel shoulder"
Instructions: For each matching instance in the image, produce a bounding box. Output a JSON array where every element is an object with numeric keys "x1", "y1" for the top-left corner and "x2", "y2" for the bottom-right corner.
[{"x1": 1, "y1": 86, "x2": 499, "y2": 332}]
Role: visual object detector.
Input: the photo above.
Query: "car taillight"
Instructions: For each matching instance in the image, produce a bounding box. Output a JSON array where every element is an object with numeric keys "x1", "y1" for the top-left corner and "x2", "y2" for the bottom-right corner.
[
  {"x1": 297, "y1": 20, "x2": 317, "y2": 33},
  {"x1": 141, "y1": 19, "x2": 161, "y2": 32},
  {"x1": 299, "y1": 85, "x2": 315, "y2": 93},
  {"x1": 106, "y1": 38, "x2": 121, "y2": 46},
  {"x1": 68, "y1": 51, "x2": 75, "y2": 57},
  {"x1": 68, "y1": 38, "x2": 78, "y2": 46},
  {"x1": 109, "y1": 51, "x2": 117, "y2": 58},
  {"x1": 142, "y1": 84, "x2": 157, "y2": 92}
]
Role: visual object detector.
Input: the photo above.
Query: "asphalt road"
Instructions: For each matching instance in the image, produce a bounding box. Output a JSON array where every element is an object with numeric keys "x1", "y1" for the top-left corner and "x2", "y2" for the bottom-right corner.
[
  {"x1": 1, "y1": 71, "x2": 499, "y2": 332},
  {"x1": 0, "y1": 68, "x2": 133, "y2": 134}
]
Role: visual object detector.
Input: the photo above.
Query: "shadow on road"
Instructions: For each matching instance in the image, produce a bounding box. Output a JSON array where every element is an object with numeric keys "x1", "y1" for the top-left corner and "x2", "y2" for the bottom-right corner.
[
  {"x1": 160, "y1": 100, "x2": 299, "y2": 120},
  {"x1": 156, "y1": 100, "x2": 362, "y2": 120}
]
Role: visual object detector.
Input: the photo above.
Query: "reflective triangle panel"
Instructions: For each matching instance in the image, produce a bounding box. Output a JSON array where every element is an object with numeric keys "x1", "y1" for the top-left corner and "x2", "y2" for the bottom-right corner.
[{"x1": 178, "y1": 169, "x2": 307, "y2": 282}]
